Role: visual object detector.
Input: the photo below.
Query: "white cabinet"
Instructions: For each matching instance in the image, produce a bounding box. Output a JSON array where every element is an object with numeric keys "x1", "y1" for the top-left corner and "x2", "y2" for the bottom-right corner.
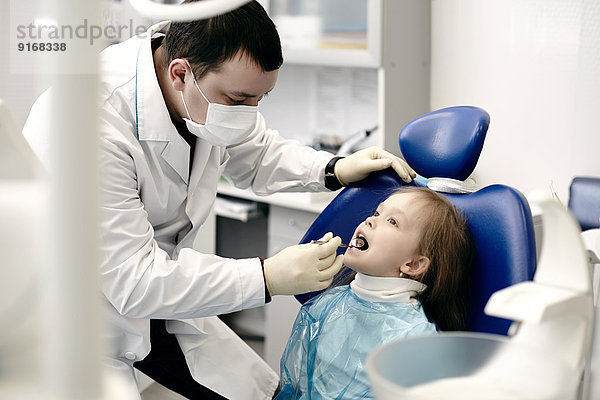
[
  {"x1": 258, "y1": 0, "x2": 430, "y2": 155},
  {"x1": 264, "y1": 205, "x2": 320, "y2": 370}
]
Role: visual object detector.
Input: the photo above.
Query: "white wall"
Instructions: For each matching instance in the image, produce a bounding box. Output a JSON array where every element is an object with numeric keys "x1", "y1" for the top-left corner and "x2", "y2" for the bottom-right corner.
[{"x1": 431, "y1": 0, "x2": 600, "y2": 202}]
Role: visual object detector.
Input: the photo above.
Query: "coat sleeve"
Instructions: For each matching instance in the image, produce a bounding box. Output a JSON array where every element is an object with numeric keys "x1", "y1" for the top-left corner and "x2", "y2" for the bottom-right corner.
[
  {"x1": 23, "y1": 86, "x2": 266, "y2": 320},
  {"x1": 99, "y1": 101, "x2": 268, "y2": 319},
  {"x1": 222, "y1": 113, "x2": 334, "y2": 195},
  {"x1": 22, "y1": 88, "x2": 267, "y2": 320}
]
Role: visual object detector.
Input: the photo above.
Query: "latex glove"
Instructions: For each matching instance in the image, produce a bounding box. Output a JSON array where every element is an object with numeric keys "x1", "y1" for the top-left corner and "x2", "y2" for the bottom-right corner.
[
  {"x1": 334, "y1": 146, "x2": 416, "y2": 185},
  {"x1": 264, "y1": 232, "x2": 344, "y2": 296}
]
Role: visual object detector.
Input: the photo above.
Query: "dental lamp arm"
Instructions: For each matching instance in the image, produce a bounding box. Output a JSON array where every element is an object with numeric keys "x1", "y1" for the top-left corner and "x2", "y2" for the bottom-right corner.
[{"x1": 126, "y1": 0, "x2": 251, "y2": 22}]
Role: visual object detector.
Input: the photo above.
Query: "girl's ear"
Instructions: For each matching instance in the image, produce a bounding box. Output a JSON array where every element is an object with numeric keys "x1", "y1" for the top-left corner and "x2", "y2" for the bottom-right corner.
[
  {"x1": 169, "y1": 58, "x2": 188, "y2": 91},
  {"x1": 402, "y1": 255, "x2": 430, "y2": 277}
]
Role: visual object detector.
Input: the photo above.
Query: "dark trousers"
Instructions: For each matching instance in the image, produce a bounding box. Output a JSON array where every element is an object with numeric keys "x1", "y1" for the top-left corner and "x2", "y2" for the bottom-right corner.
[{"x1": 133, "y1": 319, "x2": 227, "y2": 400}]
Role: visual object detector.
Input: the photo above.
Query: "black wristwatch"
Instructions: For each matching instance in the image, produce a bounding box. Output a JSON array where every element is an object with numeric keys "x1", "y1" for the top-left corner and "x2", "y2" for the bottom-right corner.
[{"x1": 324, "y1": 156, "x2": 344, "y2": 191}]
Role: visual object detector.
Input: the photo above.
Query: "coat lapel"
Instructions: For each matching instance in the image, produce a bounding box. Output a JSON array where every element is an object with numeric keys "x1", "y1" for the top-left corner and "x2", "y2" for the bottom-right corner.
[
  {"x1": 134, "y1": 21, "x2": 190, "y2": 185},
  {"x1": 161, "y1": 137, "x2": 190, "y2": 184}
]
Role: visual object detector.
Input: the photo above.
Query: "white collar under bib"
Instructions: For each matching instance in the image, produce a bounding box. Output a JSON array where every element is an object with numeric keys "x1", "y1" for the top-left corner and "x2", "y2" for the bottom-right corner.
[{"x1": 350, "y1": 272, "x2": 427, "y2": 303}]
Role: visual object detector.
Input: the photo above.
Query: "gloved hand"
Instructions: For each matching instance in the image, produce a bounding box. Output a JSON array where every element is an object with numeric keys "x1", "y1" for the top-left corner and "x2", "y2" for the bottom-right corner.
[
  {"x1": 263, "y1": 232, "x2": 344, "y2": 296},
  {"x1": 334, "y1": 146, "x2": 416, "y2": 185}
]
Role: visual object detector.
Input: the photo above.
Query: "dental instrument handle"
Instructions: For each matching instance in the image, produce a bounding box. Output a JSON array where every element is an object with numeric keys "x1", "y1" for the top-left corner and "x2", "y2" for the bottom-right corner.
[{"x1": 310, "y1": 240, "x2": 349, "y2": 248}]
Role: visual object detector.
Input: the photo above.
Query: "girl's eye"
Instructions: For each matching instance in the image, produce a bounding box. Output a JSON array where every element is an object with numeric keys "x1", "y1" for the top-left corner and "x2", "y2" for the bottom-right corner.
[
  {"x1": 388, "y1": 218, "x2": 398, "y2": 226},
  {"x1": 372, "y1": 210, "x2": 380, "y2": 217}
]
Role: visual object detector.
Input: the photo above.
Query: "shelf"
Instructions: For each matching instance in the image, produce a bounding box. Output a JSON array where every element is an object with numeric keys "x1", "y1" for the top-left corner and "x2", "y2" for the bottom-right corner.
[
  {"x1": 214, "y1": 196, "x2": 263, "y2": 222},
  {"x1": 266, "y1": 0, "x2": 381, "y2": 68},
  {"x1": 282, "y1": 48, "x2": 379, "y2": 68}
]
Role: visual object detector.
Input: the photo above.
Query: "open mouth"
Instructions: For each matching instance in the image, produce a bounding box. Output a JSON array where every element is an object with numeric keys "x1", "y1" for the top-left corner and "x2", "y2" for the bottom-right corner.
[{"x1": 349, "y1": 234, "x2": 369, "y2": 251}]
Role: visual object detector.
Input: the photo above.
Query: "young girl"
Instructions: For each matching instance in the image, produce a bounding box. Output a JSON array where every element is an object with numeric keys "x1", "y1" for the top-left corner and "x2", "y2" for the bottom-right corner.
[{"x1": 276, "y1": 186, "x2": 473, "y2": 399}]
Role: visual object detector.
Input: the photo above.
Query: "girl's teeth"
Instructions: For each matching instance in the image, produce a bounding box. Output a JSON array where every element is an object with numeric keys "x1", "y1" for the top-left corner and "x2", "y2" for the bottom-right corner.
[{"x1": 349, "y1": 237, "x2": 367, "y2": 250}]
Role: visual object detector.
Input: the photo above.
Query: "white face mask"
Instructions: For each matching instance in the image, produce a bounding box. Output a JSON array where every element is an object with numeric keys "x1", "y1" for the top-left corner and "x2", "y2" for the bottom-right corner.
[{"x1": 180, "y1": 64, "x2": 258, "y2": 147}]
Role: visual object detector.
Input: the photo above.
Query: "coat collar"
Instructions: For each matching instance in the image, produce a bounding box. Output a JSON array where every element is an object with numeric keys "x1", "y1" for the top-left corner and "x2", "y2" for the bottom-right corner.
[{"x1": 135, "y1": 21, "x2": 190, "y2": 183}]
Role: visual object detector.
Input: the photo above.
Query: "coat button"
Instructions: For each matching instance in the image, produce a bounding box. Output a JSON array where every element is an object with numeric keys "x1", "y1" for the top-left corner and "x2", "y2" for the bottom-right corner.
[{"x1": 124, "y1": 352, "x2": 136, "y2": 361}]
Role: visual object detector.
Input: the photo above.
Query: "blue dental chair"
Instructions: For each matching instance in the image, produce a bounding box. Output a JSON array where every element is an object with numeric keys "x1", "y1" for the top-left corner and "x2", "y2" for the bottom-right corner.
[
  {"x1": 569, "y1": 176, "x2": 600, "y2": 232},
  {"x1": 296, "y1": 106, "x2": 537, "y2": 335}
]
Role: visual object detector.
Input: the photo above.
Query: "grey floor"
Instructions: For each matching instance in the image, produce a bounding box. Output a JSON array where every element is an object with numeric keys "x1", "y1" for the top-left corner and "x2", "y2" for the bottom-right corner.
[{"x1": 141, "y1": 382, "x2": 187, "y2": 400}]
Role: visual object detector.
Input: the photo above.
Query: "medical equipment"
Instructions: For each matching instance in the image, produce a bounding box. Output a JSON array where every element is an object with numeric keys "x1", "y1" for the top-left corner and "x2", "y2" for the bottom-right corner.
[
  {"x1": 126, "y1": 0, "x2": 250, "y2": 21},
  {"x1": 337, "y1": 125, "x2": 378, "y2": 156},
  {"x1": 311, "y1": 240, "x2": 350, "y2": 247},
  {"x1": 310, "y1": 237, "x2": 366, "y2": 249},
  {"x1": 568, "y1": 176, "x2": 600, "y2": 399},
  {"x1": 569, "y1": 177, "x2": 600, "y2": 232}
]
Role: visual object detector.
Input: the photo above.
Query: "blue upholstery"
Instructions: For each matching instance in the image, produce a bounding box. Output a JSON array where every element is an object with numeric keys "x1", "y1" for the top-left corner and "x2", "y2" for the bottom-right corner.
[
  {"x1": 399, "y1": 106, "x2": 489, "y2": 180},
  {"x1": 295, "y1": 106, "x2": 537, "y2": 335},
  {"x1": 568, "y1": 176, "x2": 600, "y2": 231}
]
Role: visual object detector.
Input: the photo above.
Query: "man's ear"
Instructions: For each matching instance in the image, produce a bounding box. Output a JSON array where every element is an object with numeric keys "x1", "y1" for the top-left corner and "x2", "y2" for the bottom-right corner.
[
  {"x1": 169, "y1": 58, "x2": 188, "y2": 91},
  {"x1": 402, "y1": 255, "x2": 430, "y2": 277}
]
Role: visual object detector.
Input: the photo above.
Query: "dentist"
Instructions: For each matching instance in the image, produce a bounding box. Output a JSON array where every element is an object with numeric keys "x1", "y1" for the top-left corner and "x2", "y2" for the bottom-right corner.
[{"x1": 23, "y1": 1, "x2": 415, "y2": 399}]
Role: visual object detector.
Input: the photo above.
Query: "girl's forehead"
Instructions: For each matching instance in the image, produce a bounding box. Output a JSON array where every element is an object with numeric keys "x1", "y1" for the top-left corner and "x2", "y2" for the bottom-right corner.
[
  {"x1": 382, "y1": 192, "x2": 421, "y2": 208},
  {"x1": 381, "y1": 192, "x2": 428, "y2": 224}
]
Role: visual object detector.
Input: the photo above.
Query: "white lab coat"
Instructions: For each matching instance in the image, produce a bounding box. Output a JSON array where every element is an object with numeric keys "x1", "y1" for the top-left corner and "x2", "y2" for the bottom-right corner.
[{"x1": 23, "y1": 21, "x2": 334, "y2": 399}]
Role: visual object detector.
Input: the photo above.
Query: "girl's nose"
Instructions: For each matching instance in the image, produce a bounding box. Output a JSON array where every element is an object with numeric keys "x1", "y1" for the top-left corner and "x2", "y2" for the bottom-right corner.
[{"x1": 365, "y1": 217, "x2": 374, "y2": 228}]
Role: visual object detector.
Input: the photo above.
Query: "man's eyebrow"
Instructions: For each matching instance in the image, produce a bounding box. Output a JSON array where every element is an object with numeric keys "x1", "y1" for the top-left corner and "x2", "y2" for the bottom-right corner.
[
  {"x1": 229, "y1": 88, "x2": 273, "y2": 98},
  {"x1": 229, "y1": 90, "x2": 256, "y2": 98}
]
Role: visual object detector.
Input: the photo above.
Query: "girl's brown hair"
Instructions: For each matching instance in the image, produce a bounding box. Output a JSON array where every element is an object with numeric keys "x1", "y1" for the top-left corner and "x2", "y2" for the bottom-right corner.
[{"x1": 399, "y1": 186, "x2": 473, "y2": 331}]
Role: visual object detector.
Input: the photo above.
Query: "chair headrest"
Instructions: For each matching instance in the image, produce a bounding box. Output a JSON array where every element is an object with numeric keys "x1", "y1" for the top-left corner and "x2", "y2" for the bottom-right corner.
[{"x1": 399, "y1": 106, "x2": 490, "y2": 181}]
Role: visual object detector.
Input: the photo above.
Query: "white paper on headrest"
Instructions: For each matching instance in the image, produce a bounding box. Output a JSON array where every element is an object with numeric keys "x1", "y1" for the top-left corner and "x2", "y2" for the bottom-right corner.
[{"x1": 426, "y1": 177, "x2": 480, "y2": 194}]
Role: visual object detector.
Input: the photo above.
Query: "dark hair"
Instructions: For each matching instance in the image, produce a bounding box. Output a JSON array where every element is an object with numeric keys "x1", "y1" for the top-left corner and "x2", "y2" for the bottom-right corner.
[
  {"x1": 400, "y1": 187, "x2": 473, "y2": 332},
  {"x1": 163, "y1": 0, "x2": 283, "y2": 79}
]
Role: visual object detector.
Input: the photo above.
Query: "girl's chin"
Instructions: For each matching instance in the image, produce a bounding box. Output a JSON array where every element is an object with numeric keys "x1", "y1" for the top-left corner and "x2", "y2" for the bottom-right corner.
[{"x1": 341, "y1": 257, "x2": 364, "y2": 271}]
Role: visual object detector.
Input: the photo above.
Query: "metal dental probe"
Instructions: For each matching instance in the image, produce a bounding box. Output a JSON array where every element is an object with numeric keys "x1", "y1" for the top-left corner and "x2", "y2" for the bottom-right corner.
[
  {"x1": 310, "y1": 237, "x2": 365, "y2": 249},
  {"x1": 310, "y1": 240, "x2": 351, "y2": 247}
]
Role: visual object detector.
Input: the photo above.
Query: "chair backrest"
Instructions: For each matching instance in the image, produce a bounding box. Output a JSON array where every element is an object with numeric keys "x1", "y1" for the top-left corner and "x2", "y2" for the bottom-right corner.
[
  {"x1": 569, "y1": 176, "x2": 600, "y2": 231},
  {"x1": 297, "y1": 106, "x2": 537, "y2": 335}
]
